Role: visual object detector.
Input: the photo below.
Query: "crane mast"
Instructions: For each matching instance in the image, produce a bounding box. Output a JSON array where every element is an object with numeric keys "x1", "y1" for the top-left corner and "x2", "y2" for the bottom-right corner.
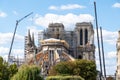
[{"x1": 8, "y1": 12, "x2": 33, "y2": 63}]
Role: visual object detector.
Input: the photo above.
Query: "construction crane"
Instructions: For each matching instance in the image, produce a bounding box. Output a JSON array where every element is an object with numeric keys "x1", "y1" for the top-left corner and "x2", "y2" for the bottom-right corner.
[{"x1": 8, "y1": 12, "x2": 33, "y2": 63}]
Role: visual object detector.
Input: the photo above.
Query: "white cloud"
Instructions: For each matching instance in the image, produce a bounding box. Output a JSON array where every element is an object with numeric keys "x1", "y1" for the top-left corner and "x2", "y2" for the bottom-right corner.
[
  {"x1": 0, "y1": 11, "x2": 7, "y2": 18},
  {"x1": 112, "y1": 3, "x2": 120, "y2": 8},
  {"x1": 49, "y1": 4, "x2": 86, "y2": 10},
  {"x1": 94, "y1": 29, "x2": 118, "y2": 45},
  {"x1": 61, "y1": 4, "x2": 86, "y2": 10},
  {"x1": 49, "y1": 6, "x2": 58, "y2": 10},
  {"x1": 106, "y1": 51, "x2": 116, "y2": 59},
  {"x1": 102, "y1": 51, "x2": 116, "y2": 61},
  {"x1": 101, "y1": 30, "x2": 117, "y2": 45},
  {"x1": 0, "y1": 32, "x2": 24, "y2": 61},
  {"x1": 0, "y1": 33, "x2": 24, "y2": 60},
  {"x1": 0, "y1": 46, "x2": 24, "y2": 60},
  {"x1": 34, "y1": 13, "x2": 94, "y2": 30},
  {"x1": 0, "y1": 47, "x2": 9, "y2": 55},
  {"x1": 0, "y1": 32, "x2": 24, "y2": 44},
  {"x1": 94, "y1": 29, "x2": 117, "y2": 74},
  {"x1": 95, "y1": 51, "x2": 116, "y2": 75}
]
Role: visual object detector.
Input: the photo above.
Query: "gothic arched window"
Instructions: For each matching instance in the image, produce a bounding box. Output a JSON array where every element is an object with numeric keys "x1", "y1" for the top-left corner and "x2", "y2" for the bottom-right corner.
[
  {"x1": 78, "y1": 55, "x2": 82, "y2": 59},
  {"x1": 85, "y1": 29, "x2": 88, "y2": 44},
  {"x1": 80, "y1": 29, "x2": 83, "y2": 45}
]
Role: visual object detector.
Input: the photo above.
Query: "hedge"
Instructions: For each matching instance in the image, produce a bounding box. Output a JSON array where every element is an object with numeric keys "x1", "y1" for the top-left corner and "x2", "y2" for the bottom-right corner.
[{"x1": 46, "y1": 76, "x2": 84, "y2": 80}]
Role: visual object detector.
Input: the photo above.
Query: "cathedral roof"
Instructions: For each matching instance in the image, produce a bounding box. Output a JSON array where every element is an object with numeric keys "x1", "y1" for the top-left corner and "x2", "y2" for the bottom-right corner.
[
  {"x1": 44, "y1": 38, "x2": 60, "y2": 42},
  {"x1": 40, "y1": 38, "x2": 69, "y2": 48},
  {"x1": 28, "y1": 49, "x2": 75, "y2": 65}
]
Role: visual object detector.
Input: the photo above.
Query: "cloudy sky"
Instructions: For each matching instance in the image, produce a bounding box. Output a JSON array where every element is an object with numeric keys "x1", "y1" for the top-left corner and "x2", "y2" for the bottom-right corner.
[{"x1": 0, "y1": 0, "x2": 120, "y2": 76}]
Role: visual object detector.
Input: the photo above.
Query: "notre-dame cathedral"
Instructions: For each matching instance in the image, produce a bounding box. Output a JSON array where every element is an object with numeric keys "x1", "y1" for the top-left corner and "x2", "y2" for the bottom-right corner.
[{"x1": 24, "y1": 22, "x2": 95, "y2": 75}]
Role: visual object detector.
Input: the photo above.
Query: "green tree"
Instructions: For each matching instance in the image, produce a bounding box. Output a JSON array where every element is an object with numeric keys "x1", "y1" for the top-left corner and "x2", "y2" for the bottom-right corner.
[
  {"x1": 49, "y1": 59, "x2": 97, "y2": 80},
  {"x1": 49, "y1": 61, "x2": 76, "y2": 76},
  {"x1": 0, "y1": 56, "x2": 18, "y2": 80},
  {"x1": 9, "y1": 63, "x2": 18, "y2": 78},
  {"x1": 0, "y1": 56, "x2": 3, "y2": 64},
  {"x1": 75, "y1": 60, "x2": 97, "y2": 80},
  {"x1": 11, "y1": 64, "x2": 43, "y2": 80},
  {"x1": 0, "y1": 56, "x2": 9, "y2": 80}
]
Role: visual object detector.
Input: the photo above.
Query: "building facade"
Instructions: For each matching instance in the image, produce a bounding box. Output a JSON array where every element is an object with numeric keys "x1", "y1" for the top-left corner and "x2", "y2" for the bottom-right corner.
[
  {"x1": 41, "y1": 22, "x2": 95, "y2": 60},
  {"x1": 116, "y1": 31, "x2": 120, "y2": 80},
  {"x1": 25, "y1": 22, "x2": 95, "y2": 61},
  {"x1": 24, "y1": 22, "x2": 95, "y2": 75}
]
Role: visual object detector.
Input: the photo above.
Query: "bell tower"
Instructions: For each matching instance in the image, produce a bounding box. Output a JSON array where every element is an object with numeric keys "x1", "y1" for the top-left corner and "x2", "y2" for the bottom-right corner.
[
  {"x1": 75, "y1": 22, "x2": 95, "y2": 60},
  {"x1": 75, "y1": 22, "x2": 94, "y2": 46},
  {"x1": 44, "y1": 23, "x2": 65, "y2": 39}
]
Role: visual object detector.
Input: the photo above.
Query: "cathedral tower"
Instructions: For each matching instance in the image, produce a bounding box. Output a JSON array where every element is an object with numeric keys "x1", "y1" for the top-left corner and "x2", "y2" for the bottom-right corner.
[
  {"x1": 75, "y1": 22, "x2": 95, "y2": 60},
  {"x1": 44, "y1": 23, "x2": 65, "y2": 39}
]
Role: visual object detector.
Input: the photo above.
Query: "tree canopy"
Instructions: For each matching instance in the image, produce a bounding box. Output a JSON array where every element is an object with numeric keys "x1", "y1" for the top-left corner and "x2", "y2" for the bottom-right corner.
[
  {"x1": 49, "y1": 59, "x2": 97, "y2": 80},
  {"x1": 0, "y1": 56, "x2": 18, "y2": 80},
  {"x1": 11, "y1": 64, "x2": 43, "y2": 80}
]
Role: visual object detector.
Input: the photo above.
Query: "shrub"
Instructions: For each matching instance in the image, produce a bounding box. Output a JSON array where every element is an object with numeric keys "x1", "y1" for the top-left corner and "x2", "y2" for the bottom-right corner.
[
  {"x1": 49, "y1": 59, "x2": 97, "y2": 80},
  {"x1": 46, "y1": 75, "x2": 84, "y2": 80}
]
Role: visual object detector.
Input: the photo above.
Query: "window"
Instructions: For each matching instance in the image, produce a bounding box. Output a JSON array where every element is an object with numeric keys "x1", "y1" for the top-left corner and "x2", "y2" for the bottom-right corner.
[
  {"x1": 80, "y1": 29, "x2": 83, "y2": 45},
  {"x1": 57, "y1": 34, "x2": 59, "y2": 39},
  {"x1": 57, "y1": 28, "x2": 59, "y2": 31},
  {"x1": 85, "y1": 29, "x2": 88, "y2": 44},
  {"x1": 78, "y1": 55, "x2": 82, "y2": 59}
]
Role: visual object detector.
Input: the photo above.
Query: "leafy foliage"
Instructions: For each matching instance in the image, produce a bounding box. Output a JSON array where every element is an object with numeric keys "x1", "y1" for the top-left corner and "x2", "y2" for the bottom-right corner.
[
  {"x1": 0, "y1": 56, "x2": 18, "y2": 80},
  {"x1": 75, "y1": 60, "x2": 97, "y2": 80},
  {"x1": 49, "y1": 59, "x2": 97, "y2": 80},
  {"x1": 11, "y1": 64, "x2": 43, "y2": 80},
  {"x1": 9, "y1": 63, "x2": 18, "y2": 78},
  {"x1": 51, "y1": 61, "x2": 75, "y2": 75}
]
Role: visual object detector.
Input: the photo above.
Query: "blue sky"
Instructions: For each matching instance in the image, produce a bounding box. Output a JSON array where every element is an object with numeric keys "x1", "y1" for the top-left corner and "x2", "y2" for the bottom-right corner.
[{"x1": 0, "y1": 0, "x2": 120, "y2": 76}]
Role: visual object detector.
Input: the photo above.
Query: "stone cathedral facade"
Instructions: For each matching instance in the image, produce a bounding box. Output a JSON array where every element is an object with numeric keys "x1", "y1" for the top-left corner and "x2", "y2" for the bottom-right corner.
[
  {"x1": 37, "y1": 22, "x2": 95, "y2": 59},
  {"x1": 24, "y1": 22, "x2": 95, "y2": 75},
  {"x1": 116, "y1": 31, "x2": 120, "y2": 80}
]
